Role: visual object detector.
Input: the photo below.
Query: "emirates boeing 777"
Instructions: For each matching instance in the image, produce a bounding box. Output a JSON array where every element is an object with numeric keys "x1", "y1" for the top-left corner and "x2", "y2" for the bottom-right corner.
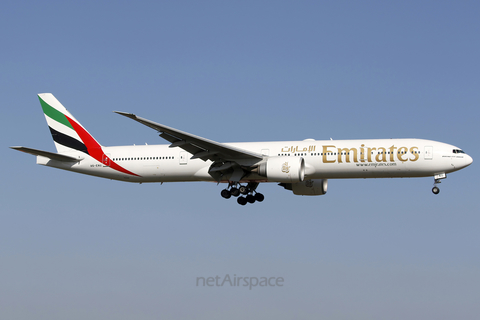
[{"x1": 11, "y1": 94, "x2": 473, "y2": 205}]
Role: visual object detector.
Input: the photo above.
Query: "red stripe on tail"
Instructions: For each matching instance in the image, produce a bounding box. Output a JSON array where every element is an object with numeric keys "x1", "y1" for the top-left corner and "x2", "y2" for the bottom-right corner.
[{"x1": 65, "y1": 116, "x2": 140, "y2": 177}]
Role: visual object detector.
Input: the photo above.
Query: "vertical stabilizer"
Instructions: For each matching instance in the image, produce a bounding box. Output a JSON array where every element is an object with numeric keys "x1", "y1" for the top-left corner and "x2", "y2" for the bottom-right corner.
[{"x1": 38, "y1": 93, "x2": 102, "y2": 155}]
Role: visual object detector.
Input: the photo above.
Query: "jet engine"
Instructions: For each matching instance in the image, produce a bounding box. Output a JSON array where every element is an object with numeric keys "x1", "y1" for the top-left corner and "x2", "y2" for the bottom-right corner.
[
  {"x1": 254, "y1": 157, "x2": 305, "y2": 183},
  {"x1": 279, "y1": 179, "x2": 328, "y2": 196}
]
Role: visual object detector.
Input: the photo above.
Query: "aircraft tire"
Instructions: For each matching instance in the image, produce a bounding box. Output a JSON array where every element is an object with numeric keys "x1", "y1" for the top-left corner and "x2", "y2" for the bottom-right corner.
[
  {"x1": 246, "y1": 194, "x2": 255, "y2": 204},
  {"x1": 231, "y1": 187, "x2": 240, "y2": 197},
  {"x1": 237, "y1": 196, "x2": 247, "y2": 205},
  {"x1": 254, "y1": 193, "x2": 265, "y2": 202},
  {"x1": 221, "y1": 189, "x2": 232, "y2": 199},
  {"x1": 432, "y1": 186, "x2": 440, "y2": 194},
  {"x1": 239, "y1": 186, "x2": 248, "y2": 195}
]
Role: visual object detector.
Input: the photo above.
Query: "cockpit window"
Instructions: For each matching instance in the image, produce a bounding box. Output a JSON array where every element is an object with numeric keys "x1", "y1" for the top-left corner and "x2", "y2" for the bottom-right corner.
[{"x1": 453, "y1": 149, "x2": 465, "y2": 154}]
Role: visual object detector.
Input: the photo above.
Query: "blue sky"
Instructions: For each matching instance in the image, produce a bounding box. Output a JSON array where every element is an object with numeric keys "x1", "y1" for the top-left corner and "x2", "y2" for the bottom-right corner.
[{"x1": 1, "y1": 1, "x2": 479, "y2": 319}]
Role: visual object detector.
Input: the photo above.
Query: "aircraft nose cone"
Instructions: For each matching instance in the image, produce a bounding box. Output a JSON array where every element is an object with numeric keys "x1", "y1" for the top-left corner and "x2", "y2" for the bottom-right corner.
[{"x1": 465, "y1": 154, "x2": 473, "y2": 167}]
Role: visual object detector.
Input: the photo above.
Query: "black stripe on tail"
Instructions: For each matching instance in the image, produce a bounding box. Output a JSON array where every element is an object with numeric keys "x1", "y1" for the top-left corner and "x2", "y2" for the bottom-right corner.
[{"x1": 49, "y1": 126, "x2": 89, "y2": 154}]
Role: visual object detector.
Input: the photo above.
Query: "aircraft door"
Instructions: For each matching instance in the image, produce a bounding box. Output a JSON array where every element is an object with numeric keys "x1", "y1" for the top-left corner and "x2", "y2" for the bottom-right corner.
[
  {"x1": 424, "y1": 146, "x2": 433, "y2": 160},
  {"x1": 102, "y1": 153, "x2": 111, "y2": 167},
  {"x1": 179, "y1": 151, "x2": 188, "y2": 165}
]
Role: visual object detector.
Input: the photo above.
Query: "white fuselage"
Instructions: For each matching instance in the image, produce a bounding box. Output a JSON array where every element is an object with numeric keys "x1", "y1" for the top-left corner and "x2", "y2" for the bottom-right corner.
[{"x1": 37, "y1": 138, "x2": 473, "y2": 183}]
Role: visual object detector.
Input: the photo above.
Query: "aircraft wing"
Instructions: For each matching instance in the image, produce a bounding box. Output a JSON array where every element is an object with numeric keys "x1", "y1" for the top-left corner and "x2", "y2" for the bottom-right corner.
[{"x1": 114, "y1": 112, "x2": 264, "y2": 163}]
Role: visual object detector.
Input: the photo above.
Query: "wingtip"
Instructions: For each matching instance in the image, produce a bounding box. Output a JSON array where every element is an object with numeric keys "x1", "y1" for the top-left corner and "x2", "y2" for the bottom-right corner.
[{"x1": 114, "y1": 111, "x2": 137, "y2": 119}]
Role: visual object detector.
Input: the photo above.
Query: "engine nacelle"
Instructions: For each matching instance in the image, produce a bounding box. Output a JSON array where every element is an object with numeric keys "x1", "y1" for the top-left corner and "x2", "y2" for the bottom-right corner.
[
  {"x1": 280, "y1": 179, "x2": 328, "y2": 196},
  {"x1": 256, "y1": 157, "x2": 305, "y2": 183}
]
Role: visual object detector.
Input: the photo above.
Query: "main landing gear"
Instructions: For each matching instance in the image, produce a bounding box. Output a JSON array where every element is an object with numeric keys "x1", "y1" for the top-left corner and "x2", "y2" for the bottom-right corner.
[
  {"x1": 221, "y1": 182, "x2": 265, "y2": 205},
  {"x1": 432, "y1": 173, "x2": 446, "y2": 195}
]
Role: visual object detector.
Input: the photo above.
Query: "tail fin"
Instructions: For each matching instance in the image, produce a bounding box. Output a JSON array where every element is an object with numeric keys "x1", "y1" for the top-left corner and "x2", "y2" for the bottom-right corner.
[{"x1": 39, "y1": 93, "x2": 102, "y2": 155}]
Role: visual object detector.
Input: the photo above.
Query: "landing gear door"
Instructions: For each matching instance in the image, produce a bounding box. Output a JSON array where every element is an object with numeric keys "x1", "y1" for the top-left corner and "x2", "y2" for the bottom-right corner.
[
  {"x1": 424, "y1": 146, "x2": 433, "y2": 160},
  {"x1": 179, "y1": 151, "x2": 188, "y2": 165}
]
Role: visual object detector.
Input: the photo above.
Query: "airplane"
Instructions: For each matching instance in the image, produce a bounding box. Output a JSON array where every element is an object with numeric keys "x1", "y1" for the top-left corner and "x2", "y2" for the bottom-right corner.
[{"x1": 11, "y1": 93, "x2": 473, "y2": 205}]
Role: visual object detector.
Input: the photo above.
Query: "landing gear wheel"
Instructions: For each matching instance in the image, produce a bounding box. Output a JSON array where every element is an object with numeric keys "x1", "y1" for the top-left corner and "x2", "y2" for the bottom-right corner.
[
  {"x1": 246, "y1": 194, "x2": 256, "y2": 204},
  {"x1": 221, "y1": 189, "x2": 232, "y2": 199},
  {"x1": 230, "y1": 187, "x2": 240, "y2": 197},
  {"x1": 254, "y1": 193, "x2": 264, "y2": 202},
  {"x1": 237, "y1": 196, "x2": 247, "y2": 206},
  {"x1": 432, "y1": 186, "x2": 440, "y2": 194},
  {"x1": 239, "y1": 186, "x2": 249, "y2": 195}
]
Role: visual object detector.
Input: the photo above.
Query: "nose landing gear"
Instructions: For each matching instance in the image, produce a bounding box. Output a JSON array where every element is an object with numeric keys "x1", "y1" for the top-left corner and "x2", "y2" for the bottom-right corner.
[
  {"x1": 432, "y1": 173, "x2": 446, "y2": 195},
  {"x1": 221, "y1": 182, "x2": 265, "y2": 205}
]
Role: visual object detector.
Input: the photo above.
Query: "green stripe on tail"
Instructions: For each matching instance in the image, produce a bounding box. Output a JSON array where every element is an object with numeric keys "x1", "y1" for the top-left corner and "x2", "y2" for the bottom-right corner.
[{"x1": 39, "y1": 96, "x2": 74, "y2": 130}]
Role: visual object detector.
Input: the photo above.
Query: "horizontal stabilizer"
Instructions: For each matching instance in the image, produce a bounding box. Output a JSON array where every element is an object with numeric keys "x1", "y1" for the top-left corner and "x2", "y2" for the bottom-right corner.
[{"x1": 10, "y1": 146, "x2": 82, "y2": 162}]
